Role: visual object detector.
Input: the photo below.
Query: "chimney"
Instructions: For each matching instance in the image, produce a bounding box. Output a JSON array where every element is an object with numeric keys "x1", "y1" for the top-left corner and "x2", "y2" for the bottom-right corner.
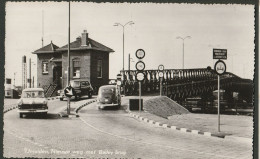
[{"x1": 81, "y1": 30, "x2": 88, "y2": 46}]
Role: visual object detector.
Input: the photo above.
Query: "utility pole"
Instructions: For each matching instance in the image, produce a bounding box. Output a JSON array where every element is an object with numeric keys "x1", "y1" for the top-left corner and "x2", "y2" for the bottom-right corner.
[
  {"x1": 42, "y1": 10, "x2": 44, "y2": 47},
  {"x1": 29, "y1": 58, "x2": 31, "y2": 88},
  {"x1": 67, "y1": 1, "x2": 71, "y2": 115}
]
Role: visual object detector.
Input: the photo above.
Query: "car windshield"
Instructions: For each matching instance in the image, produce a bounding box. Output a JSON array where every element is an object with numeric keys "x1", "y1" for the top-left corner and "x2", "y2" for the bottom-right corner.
[
  {"x1": 70, "y1": 81, "x2": 80, "y2": 87},
  {"x1": 22, "y1": 91, "x2": 45, "y2": 98},
  {"x1": 99, "y1": 87, "x2": 116, "y2": 96}
]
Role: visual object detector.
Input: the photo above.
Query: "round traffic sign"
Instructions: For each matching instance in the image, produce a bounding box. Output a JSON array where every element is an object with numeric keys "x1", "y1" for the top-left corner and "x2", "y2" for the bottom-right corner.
[
  {"x1": 136, "y1": 61, "x2": 145, "y2": 71},
  {"x1": 214, "y1": 60, "x2": 226, "y2": 75},
  {"x1": 158, "y1": 71, "x2": 164, "y2": 78},
  {"x1": 136, "y1": 72, "x2": 145, "y2": 81},
  {"x1": 158, "y1": 64, "x2": 164, "y2": 71},
  {"x1": 117, "y1": 74, "x2": 122, "y2": 80},
  {"x1": 136, "y1": 49, "x2": 145, "y2": 59},
  {"x1": 116, "y1": 80, "x2": 122, "y2": 86}
]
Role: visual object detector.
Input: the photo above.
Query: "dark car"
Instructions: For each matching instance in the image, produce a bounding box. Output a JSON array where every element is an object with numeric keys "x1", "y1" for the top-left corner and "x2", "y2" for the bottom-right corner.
[
  {"x1": 59, "y1": 79, "x2": 93, "y2": 101},
  {"x1": 97, "y1": 85, "x2": 121, "y2": 110}
]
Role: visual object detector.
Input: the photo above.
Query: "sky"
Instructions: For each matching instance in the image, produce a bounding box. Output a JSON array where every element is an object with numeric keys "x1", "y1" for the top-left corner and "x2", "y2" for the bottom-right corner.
[{"x1": 5, "y1": 2, "x2": 255, "y2": 86}]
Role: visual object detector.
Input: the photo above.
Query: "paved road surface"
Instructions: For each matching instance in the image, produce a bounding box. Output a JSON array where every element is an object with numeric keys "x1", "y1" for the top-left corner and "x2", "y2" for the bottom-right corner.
[{"x1": 3, "y1": 98, "x2": 252, "y2": 158}]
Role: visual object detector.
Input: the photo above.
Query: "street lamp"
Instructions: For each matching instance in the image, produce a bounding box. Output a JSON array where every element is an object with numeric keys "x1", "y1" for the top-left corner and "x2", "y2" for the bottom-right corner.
[
  {"x1": 114, "y1": 21, "x2": 134, "y2": 72},
  {"x1": 176, "y1": 36, "x2": 191, "y2": 69}
]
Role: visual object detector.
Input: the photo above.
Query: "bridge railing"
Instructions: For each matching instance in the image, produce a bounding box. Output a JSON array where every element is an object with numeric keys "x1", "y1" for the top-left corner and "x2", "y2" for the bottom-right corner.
[{"x1": 120, "y1": 68, "x2": 243, "y2": 100}]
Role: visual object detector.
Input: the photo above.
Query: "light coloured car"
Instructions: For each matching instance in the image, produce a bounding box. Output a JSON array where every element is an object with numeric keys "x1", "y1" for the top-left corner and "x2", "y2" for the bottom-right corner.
[
  {"x1": 97, "y1": 85, "x2": 121, "y2": 110},
  {"x1": 17, "y1": 88, "x2": 48, "y2": 118}
]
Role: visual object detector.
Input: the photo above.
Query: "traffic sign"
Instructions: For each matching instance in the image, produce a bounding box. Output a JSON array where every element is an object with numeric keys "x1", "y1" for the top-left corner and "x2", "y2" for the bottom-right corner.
[
  {"x1": 158, "y1": 72, "x2": 164, "y2": 78},
  {"x1": 214, "y1": 60, "x2": 226, "y2": 75},
  {"x1": 136, "y1": 61, "x2": 145, "y2": 71},
  {"x1": 117, "y1": 74, "x2": 122, "y2": 80},
  {"x1": 158, "y1": 64, "x2": 164, "y2": 71},
  {"x1": 136, "y1": 49, "x2": 145, "y2": 59},
  {"x1": 213, "y1": 49, "x2": 227, "y2": 60},
  {"x1": 116, "y1": 80, "x2": 122, "y2": 86},
  {"x1": 64, "y1": 86, "x2": 74, "y2": 97},
  {"x1": 136, "y1": 72, "x2": 145, "y2": 81}
]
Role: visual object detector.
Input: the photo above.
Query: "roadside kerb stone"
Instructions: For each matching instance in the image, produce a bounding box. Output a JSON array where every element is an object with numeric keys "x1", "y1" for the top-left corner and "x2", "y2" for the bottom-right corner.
[
  {"x1": 4, "y1": 105, "x2": 18, "y2": 114},
  {"x1": 180, "y1": 128, "x2": 187, "y2": 132},
  {"x1": 126, "y1": 109, "x2": 241, "y2": 140},
  {"x1": 74, "y1": 99, "x2": 97, "y2": 115},
  {"x1": 191, "y1": 130, "x2": 199, "y2": 134},
  {"x1": 58, "y1": 99, "x2": 97, "y2": 118},
  {"x1": 162, "y1": 124, "x2": 168, "y2": 128},
  {"x1": 203, "y1": 132, "x2": 211, "y2": 136}
]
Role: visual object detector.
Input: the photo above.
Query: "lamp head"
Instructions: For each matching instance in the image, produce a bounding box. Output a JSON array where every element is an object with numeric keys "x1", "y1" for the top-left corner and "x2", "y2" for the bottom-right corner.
[{"x1": 113, "y1": 23, "x2": 119, "y2": 26}]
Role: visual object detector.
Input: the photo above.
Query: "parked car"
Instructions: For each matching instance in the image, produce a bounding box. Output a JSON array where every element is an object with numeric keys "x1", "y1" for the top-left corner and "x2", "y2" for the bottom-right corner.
[
  {"x1": 97, "y1": 85, "x2": 121, "y2": 110},
  {"x1": 17, "y1": 88, "x2": 48, "y2": 118},
  {"x1": 59, "y1": 79, "x2": 93, "y2": 101}
]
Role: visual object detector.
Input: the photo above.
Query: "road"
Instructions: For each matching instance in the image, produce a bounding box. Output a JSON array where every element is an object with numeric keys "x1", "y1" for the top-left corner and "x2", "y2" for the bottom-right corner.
[{"x1": 3, "y1": 97, "x2": 252, "y2": 159}]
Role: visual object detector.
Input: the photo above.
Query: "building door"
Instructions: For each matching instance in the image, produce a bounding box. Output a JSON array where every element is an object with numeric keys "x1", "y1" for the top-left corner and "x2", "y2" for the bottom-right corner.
[{"x1": 53, "y1": 65, "x2": 62, "y2": 89}]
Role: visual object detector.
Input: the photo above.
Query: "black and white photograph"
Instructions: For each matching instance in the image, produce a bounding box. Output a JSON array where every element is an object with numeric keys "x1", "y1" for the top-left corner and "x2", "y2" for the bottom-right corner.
[{"x1": 3, "y1": 1, "x2": 257, "y2": 159}]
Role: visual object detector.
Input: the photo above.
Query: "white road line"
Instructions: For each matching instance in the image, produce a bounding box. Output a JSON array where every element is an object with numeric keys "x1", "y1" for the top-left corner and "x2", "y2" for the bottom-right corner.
[{"x1": 79, "y1": 117, "x2": 237, "y2": 159}]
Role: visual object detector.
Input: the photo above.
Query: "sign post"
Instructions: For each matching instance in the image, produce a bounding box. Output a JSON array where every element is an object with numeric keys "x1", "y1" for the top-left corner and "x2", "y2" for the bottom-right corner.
[
  {"x1": 117, "y1": 73, "x2": 122, "y2": 94},
  {"x1": 158, "y1": 65, "x2": 164, "y2": 96},
  {"x1": 139, "y1": 81, "x2": 141, "y2": 112},
  {"x1": 135, "y1": 49, "x2": 145, "y2": 112},
  {"x1": 64, "y1": 84, "x2": 75, "y2": 115},
  {"x1": 214, "y1": 59, "x2": 227, "y2": 132}
]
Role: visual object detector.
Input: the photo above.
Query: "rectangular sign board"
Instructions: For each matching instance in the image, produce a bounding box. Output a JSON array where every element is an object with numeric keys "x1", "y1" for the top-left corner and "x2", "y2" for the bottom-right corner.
[{"x1": 213, "y1": 49, "x2": 227, "y2": 59}]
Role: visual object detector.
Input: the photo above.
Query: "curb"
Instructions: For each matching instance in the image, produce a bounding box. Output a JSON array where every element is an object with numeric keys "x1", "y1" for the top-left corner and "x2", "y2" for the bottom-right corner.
[
  {"x1": 59, "y1": 99, "x2": 97, "y2": 118},
  {"x1": 47, "y1": 96, "x2": 60, "y2": 101},
  {"x1": 126, "y1": 109, "x2": 251, "y2": 141},
  {"x1": 4, "y1": 105, "x2": 18, "y2": 114}
]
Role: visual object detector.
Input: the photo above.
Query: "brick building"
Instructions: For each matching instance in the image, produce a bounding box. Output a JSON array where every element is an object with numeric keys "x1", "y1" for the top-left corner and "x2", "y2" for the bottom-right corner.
[{"x1": 32, "y1": 30, "x2": 114, "y2": 96}]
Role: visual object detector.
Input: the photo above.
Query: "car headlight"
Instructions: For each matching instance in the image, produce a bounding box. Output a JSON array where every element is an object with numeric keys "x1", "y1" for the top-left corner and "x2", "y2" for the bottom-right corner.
[
  {"x1": 43, "y1": 100, "x2": 48, "y2": 105},
  {"x1": 17, "y1": 100, "x2": 23, "y2": 106}
]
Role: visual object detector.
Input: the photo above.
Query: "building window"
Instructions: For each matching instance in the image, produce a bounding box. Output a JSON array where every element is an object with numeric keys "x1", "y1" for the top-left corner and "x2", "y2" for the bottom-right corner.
[
  {"x1": 97, "y1": 60, "x2": 102, "y2": 78},
  {"x1": 73, "y1": 58, "x2": 81, "y2": 78},
  {"x1": 42, "y1": 61, "x2": 48, "y2": 74}
]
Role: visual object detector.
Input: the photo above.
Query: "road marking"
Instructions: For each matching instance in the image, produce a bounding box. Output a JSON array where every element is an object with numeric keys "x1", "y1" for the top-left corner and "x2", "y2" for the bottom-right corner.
[{"x1": 78, "y1": 117, "x2": 237, "y2": 159}]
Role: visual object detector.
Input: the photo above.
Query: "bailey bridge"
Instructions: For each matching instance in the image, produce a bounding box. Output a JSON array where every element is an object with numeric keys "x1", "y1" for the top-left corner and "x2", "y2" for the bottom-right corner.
[{"x1": 119, "y1": 68, "x2": 253, "y2": 106}]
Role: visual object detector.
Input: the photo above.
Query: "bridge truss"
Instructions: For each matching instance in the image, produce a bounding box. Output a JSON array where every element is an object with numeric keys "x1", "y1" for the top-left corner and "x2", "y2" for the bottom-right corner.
[{"x1": 120, "y1": 68, "x2": 253, "y2": 104}]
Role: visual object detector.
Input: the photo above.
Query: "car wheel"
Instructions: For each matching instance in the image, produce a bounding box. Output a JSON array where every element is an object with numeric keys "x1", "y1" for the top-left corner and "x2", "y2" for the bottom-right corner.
[
  {"x1": 19, "y1": 113, "x2": 23, "y2": 118},
  {"x1": 75, "y1": 95, "x2": 79, "y2": 101},
  {"x1": 88, "y1": 92, "x2": 92, "y2": 99},
  {"x1": 43, "y1": 112, "x2": 48, "y2": 118}
]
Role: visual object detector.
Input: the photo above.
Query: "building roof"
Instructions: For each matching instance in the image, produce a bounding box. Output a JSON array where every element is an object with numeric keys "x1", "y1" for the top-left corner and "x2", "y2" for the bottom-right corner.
[
  {"x1": 57, "y1": 37, "x2": 114, "y2": 53},
  {"x1": 32, "y1": 41, "x2": 59, "y2": 54}
]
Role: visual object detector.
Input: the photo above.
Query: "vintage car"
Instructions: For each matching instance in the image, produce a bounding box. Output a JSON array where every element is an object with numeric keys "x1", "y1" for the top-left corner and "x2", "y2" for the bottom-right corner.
[
  {"x1": 17, "y1": 88, "x2": 48, "y2": 118},
  {"x1": 97, "y1": 85, "x2": 121, "y2": 110},
  {"x1": 59, "y1": 79, "x2": 94, "y2": 101}
]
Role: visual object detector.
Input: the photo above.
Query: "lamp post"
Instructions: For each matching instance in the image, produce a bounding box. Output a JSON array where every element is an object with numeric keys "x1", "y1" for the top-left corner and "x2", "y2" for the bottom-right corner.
[
  {"x1": 114, "y1": 21, "x2": 134, "y2": 72},
  {"x1": 128, "y1": 54, "x2": 135, "y2": 72},
  {"x1": 176, "y1": 36, "x2": 191, "y2": 69}
]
